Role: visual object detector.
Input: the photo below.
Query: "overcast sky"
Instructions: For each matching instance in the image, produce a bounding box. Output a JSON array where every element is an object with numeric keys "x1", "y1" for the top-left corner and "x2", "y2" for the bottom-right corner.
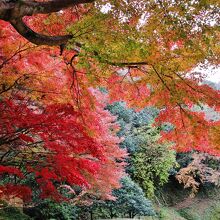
[{"x1": 200, "y1": 66, "x2": 220, "y2": 83}]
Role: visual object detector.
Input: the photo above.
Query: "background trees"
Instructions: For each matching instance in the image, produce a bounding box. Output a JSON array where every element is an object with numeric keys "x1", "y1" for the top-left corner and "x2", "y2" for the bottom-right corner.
[
  {"x1": 107, "y1": 102, "x2": 176, "y2": 197},
  {"x1": 131, "y1": 125, "x2": 176, "y2": 198},
  {"x1": 83, "y1": 177, "x2": 155, "y2": 219}
]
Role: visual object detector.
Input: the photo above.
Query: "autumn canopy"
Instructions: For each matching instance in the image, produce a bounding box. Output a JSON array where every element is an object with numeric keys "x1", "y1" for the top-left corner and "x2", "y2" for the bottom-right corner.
[{"x1": 0, "y1": 0, "x2": 219, "y2": 204}]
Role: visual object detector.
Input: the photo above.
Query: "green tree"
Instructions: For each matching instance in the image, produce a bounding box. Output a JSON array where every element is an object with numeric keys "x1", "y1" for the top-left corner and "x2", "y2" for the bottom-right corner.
[
  {"x1": 108, "y1": 102, "x2": 177, "y2": 197},
  {"x1": 78, "y1": 176, "x2": 155, "y2": 219},
  {"x1": 132, "y1": 125, "x2": 177, "y2": 198}
]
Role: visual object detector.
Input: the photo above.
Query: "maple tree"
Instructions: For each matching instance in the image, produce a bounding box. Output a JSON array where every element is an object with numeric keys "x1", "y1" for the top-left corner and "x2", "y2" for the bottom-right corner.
[
  {"x1": 0, "y1": 94, "x2": 125, "y2": 203},
  {"x1": 175, "y1": 152, "x2": 220, "y2": 197},
  {"x1": 0, "y1": 0, "x2": 220, "y2": 203}
]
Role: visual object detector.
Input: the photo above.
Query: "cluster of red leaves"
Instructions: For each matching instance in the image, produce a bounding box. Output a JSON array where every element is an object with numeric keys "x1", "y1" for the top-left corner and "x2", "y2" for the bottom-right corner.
[
  {"x1": 0, "y1": 184, "x2": 32, "y2": 202},
  {"x1": 155, "y1": 106, "x2": 220, "y2": 156},
  {"x1": 0, "y1": 12, "x2": 128, "y2": 203},
  {"x1": 147, "y1": 77, "x2": 220, "y2": 155},
  {"x1": 24, "y1": 5, "x2": 89, "y2": 36},
  {"x1": 0, "y1": 166, "x2": 24, "y2": 179},
  {"x1": 0, "y1": 19, "x2": 75, "y2": 104},
  {"x1": 107, "y1": 73, "x2": 151, "y2": 108},
  {"x1": 0, "y1": 96, "x2": 126, "y2": 202}
]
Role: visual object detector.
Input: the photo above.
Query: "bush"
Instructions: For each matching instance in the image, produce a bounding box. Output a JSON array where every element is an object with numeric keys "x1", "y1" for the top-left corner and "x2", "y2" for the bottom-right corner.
[
  {"x1": 24, "y1": 200, "x2": 78, "y2": 220},
  {"x1": 158, "y1": 207, "x2": 186, "y2": 220},
  {"x1": 0, "y1": 206, "x2": 31, "y2": 220},
  {"x1": 203, "y1": 202, "x2": 220, "y2": 220},
  {"x1": 178, "y1": 208, "x2": 201, "y2": 220}
]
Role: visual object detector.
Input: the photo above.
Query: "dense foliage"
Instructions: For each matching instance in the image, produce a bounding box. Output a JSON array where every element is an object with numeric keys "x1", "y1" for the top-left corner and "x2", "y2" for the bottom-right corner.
[
  {"x1": 131, "y1": 125, "x2": 176, "y2": 197},
  {"x1": 175, "y1": 152, "x2": 220, "y2": 196},
  {"x1": 0, "y1": 94, "x2": 126, "y2": 202},
  {"x1": 108, "y1": 102, "x2": 176, "y2": 197},
  {"x1": 23, "y1": 177, "x2": 155, "y2": 219},
  {"x1": 76, "y1": 177, "x2": 155, "y2": 219}
]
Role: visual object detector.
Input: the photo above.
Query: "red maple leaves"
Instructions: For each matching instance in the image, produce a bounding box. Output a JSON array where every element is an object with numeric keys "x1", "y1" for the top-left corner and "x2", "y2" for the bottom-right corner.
[{"x1": 0, "y1": 96, "x2": 126, "y2": 202}]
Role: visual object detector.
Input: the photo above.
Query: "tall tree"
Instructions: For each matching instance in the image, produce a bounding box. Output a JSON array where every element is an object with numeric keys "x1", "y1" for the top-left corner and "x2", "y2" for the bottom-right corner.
[{"x1": 107, "y1": 102, "x2": 176, "y2": 197}]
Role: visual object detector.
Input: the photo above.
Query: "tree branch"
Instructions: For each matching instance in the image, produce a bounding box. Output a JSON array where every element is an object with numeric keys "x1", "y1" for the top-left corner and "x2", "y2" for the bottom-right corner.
[
  {"x1": 108, "y1": 61, "x2": 149, "y2": 67},
  {"x1": 0, "y1": 0, "x2": 95, "y2": 46},
  {"x1": 0, "y1": 0, "x2": 95, "y2": 19},
  {"x1": 10, "y1": 17, "x2": 72, "y2": 46},
  {"x1": 22, "y1": 0, "x2": 95, "y2": 16}
]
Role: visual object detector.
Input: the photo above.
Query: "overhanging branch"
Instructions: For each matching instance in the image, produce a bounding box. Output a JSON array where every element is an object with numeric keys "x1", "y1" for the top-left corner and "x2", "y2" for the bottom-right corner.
[
  {"x1": 10, "y1": 18, "x2": 72, "y2": 46},
  {"x1": 0, "y1": 0, "x2": 95, "y2": 46},
  {"x1": 108, "y1": 61, "x2": 149, "y2": 67},
  {"x1": 23, "y1": 0, "x2": 95, "y2": 16}
]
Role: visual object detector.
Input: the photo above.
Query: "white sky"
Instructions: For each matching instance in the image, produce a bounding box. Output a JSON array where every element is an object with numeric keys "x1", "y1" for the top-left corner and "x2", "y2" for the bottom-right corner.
[
  {"x1": 205, "y1": 68, "x2": 220, "y2": 83},
  {"x1": 195, "y1": 66, "x2": 220, "y2": 83}
]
